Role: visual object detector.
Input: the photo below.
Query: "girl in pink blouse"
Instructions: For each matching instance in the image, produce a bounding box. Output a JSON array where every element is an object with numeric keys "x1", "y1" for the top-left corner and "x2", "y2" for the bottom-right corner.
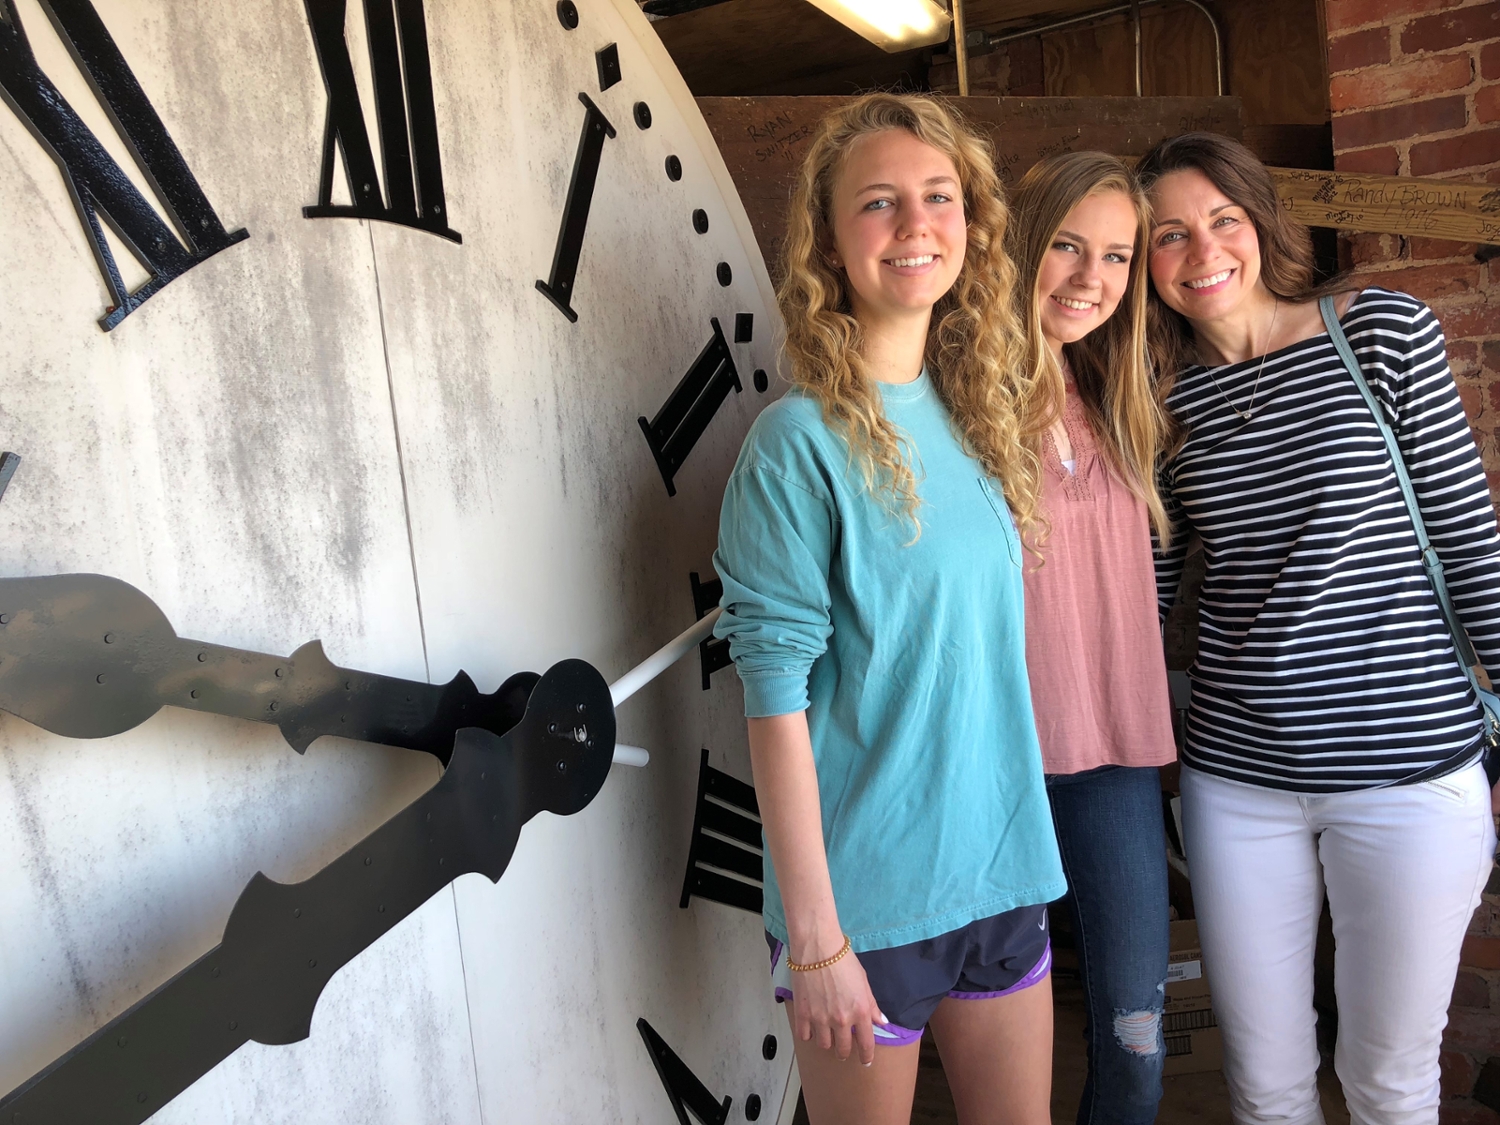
[{"x1": 1006, "y1": 151, "x2": 1178, "y2": 1125}]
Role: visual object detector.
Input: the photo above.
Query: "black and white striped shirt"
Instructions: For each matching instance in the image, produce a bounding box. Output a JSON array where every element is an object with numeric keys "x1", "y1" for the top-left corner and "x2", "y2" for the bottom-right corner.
[{"x1": 1155, "y1": 288, "x2": 1500, "y2": 792}]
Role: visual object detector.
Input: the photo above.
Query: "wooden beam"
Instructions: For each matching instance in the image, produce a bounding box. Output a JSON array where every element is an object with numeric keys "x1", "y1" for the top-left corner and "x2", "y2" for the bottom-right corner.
[{"x1": 1268, "y1": 167, "x2": 1500, "y2": 244}]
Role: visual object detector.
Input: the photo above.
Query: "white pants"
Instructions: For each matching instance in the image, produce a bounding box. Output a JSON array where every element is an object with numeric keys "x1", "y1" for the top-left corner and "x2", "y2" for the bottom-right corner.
[{"x1": 1180, "y1": 762, "x2": 1496, "y2": 1125}]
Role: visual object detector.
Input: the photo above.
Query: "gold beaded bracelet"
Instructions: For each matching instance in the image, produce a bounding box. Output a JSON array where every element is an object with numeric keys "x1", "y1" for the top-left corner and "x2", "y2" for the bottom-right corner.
[{"x1": 787, "y1": 935, "x2": 852, "y2": 973}]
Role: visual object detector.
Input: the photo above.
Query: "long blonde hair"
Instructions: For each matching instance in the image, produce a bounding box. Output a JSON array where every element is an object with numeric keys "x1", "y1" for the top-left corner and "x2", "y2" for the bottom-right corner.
[
  {"x1": 1006, "y1": 151, "x2": 1171, "y2": 545},
  {"x1": 776, "y1": 93, "x2": 1041, "y2": 535}
]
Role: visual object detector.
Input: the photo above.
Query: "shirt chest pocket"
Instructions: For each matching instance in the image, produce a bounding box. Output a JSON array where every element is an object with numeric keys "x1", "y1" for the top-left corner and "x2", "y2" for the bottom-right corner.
[{"x1": 977, "y1": 478, "x2": 1022, "y2": 568}]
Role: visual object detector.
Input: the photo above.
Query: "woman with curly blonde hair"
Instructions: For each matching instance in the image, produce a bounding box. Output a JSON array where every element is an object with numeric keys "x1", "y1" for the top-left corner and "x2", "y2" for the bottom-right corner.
[{"x1": 713, "y1": 93, "x2": 1064, "y2": 1125}]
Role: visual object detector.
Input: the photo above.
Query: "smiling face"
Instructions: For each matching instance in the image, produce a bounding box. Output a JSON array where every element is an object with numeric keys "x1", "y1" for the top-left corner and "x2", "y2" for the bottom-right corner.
[
  {"x1": 1035, "y1": 188, "x2": 1138, "y2": 357},
  {"x1": 826, "y1": 128, "x2": 966, "y2": 329},
  {"x1": 1146, "y1": 168, "x2": 1264, "y2": 322}
]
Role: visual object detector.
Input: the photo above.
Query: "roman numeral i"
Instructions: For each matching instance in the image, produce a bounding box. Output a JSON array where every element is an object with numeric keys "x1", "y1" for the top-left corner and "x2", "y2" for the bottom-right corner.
[
  {"x1": 536, "y1": 93, "x2": 616, "y2": 323},
  {"x1": 302, "y1": 0, "x2": 458, "y2": 242},
  {"x1": 0, "y1": 0, "x2": 248, "y2": 330}
]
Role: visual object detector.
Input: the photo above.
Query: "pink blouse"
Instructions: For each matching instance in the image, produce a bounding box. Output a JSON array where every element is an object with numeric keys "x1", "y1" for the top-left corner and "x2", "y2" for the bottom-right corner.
[{"x1": 1022, "y1": 385, "x2": 1177, "y2": 775}]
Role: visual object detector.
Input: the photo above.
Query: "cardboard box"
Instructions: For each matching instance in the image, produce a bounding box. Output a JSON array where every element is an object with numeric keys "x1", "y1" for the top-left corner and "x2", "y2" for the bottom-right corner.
[{"x1": 1163, "y1": 919, "x2": 1223, "y2": 1076}]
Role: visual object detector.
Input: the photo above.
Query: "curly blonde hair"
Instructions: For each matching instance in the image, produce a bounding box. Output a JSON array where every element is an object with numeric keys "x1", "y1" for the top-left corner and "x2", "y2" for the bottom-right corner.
[{"x1": 776, "y1": 93, "x2": 1042, "y2": 535}]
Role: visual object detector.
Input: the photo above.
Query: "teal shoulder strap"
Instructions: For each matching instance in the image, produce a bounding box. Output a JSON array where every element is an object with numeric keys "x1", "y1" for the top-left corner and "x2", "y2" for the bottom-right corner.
[{"x1": 1318, "y1": 295, "x2": 1483, "y2": 675}]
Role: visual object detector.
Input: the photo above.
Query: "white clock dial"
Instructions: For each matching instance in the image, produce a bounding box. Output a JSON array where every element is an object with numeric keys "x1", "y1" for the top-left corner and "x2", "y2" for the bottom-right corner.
[{"x1": 0, "y1": 0, "x2": 786, "y2": 1119}]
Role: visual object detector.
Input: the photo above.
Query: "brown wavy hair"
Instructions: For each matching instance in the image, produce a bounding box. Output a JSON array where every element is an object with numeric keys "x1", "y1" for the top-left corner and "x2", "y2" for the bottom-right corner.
[
  {"x1": 776, "y1": 93, "x2": 1040, "y2": 535},
  {"x1": 1134, "y1": 131, "x2": 1348, "y2": 399},
  {"x1": 1007, "y1": 151, "x2": 1171, "y2": 546}
]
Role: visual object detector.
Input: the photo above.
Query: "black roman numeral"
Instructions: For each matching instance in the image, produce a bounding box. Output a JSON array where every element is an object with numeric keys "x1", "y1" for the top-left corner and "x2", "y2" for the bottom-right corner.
[
  {"x1": 0, "y1": 0, "x2": 248, "y2": 330},
  {"x1": 689, "y1": 572, "x2": 732, "y2": 690},
  {"x1": 637, "y1": 1018, "x2": 734, "y2": 1125},
  {"x1": 302, "y1": 0, "x2": 458, "y2": 242},
  {"x1": 536, "y1": 93, "x2": 616, "y2": 322},
  {"x1": 639, "y1": 319, "x2": 741, "y2": 497},
  {"x1": 679, "y1": 748, "x2": 763, "y2": 914}
]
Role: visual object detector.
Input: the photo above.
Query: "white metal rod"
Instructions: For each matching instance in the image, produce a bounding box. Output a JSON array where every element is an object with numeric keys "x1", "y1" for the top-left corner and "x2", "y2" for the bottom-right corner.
[
  {"x1": 612, "y1": 744, "x2": 650, "y2": 768},
  {"x1": 609, "y1": 607, "x2": 723, "y2": 708}
]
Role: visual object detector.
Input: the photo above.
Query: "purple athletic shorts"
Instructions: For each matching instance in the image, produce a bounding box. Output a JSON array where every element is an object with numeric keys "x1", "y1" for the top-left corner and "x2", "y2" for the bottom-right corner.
[{"x1": 766, "y1": 903, "x2": 1052, "y2": 1047}]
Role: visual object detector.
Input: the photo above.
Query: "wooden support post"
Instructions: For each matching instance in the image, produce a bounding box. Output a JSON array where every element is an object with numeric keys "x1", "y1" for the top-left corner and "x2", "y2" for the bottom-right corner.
[{"x1": 952, "y1": 0, "x2": 969, "y2": 97}]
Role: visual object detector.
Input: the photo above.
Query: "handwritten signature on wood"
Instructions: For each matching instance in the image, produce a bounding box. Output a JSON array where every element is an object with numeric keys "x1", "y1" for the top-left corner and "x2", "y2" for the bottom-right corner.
[{"x1": 1274, "y1": 169, "x2": 1500, "y2": 242}]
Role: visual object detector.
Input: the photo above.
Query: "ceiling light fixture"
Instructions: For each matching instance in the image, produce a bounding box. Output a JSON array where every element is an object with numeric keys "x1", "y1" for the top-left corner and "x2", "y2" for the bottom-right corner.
[{"x1": 803, "y1": 0, "x2": 953, "y2": 51}]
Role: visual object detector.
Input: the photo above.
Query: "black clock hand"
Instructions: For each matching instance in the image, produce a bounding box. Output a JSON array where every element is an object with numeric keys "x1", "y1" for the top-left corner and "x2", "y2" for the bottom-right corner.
[
  {"x1": 0, "y1": 657, "x2": 613, "y2": 1125},
  {"x1": 0, "y1": 573, "x2": 534, "y2": 764}
]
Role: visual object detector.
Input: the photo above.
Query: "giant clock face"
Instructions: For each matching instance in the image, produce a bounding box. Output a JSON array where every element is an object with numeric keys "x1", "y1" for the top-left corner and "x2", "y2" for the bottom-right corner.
[{"x1": 0, "y1": 0, "x2": 788, "y2": 1120}]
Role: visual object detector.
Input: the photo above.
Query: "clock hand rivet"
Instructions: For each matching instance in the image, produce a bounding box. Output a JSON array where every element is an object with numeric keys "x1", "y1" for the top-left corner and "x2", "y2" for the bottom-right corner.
[
  {"x1": 308, "y1": 959, "x2": 317, "y2": 969},
  {"x1": 96, "y1": 674, "x2": 106, "y2": 684},
  {"x1": 212, "y1": 968, "x2": 220, "y2": 978},
  {"x1": 576, "y1": 704, "x2": 586, "y2": 714},
  {"x1": 190, "y1": 689, "x2": 199, "y2": 699},
  {"x1": 269, "y1": 701, "x2": 279, "y2": 711},
  {"x1": 117, "y1": 1037, "x2": 127, "y2": 1048},
  {"x1": 275, "y1": 667, "x2": 283, "y2": 677},
  {"x1": 137, "y1": 1094, "x2": 147, "y2": 1104},
  {"x1": 364, "y1": 855, "x2": 372, "y2": 866},
  {"x1": 378, "y1": 904, "x2": 386, "y2": 913},
  {"x1": 0, "y1": 614, "x2": 9, "y2": 625},
  {"x1": 556, "y1": 760, "x2": 568, "y2": 774},
  {"x1": 198, "y1": 651, "x2": 207, "y2": 662},
  {"x1": 103, "y1": 633, "x2": 115, "y2": 644},
  {"x1": 293, "y1": 908, "x2": 301, "y2": 918},
  {"x1": 229, "y1": 1021, "x2": 237, "y2": 1031}
]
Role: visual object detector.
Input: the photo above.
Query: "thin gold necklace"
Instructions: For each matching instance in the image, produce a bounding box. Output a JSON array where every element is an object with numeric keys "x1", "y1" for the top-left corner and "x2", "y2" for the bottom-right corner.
[{"x1": 1207, "y1": 299, "x2": 1279, "y2": 421}]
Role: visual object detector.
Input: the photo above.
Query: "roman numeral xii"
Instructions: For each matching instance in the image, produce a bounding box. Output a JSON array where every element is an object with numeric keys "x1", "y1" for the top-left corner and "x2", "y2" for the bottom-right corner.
[{"x1": 302, "y1": 0, "x2": 459, "y2": 242}]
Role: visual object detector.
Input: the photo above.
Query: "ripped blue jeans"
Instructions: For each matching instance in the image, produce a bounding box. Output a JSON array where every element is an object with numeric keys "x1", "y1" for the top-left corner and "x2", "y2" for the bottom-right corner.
[{"x1": 1047, "y1": 765, "x2": 1170, "y2": 1125}]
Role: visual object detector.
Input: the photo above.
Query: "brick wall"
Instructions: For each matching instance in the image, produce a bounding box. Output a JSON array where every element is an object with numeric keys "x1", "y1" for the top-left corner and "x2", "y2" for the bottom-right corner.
[
  {"x1": 1326, "y1": 0, "x2": 1499, "y2": 486},
  {"x1": 1327, "y1": 3, "x2": 1500, "y2": 1122}
]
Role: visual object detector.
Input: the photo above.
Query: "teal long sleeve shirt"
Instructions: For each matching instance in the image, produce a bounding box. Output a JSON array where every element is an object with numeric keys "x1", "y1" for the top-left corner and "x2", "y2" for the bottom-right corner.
[{"x1": 713, "y1": 373, "x2": 1065, "y2": 953}]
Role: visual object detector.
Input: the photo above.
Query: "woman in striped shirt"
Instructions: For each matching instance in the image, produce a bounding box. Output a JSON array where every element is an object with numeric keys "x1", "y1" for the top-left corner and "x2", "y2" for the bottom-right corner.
[{"x1": 1140, "y1": 132, "x2": 1499, "y2": 1125}]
